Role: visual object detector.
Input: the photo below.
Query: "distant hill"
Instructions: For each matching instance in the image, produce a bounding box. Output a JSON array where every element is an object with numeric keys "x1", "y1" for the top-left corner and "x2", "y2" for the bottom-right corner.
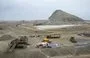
[
  {"x1": 48, "y1": 10, "x2": 85, "y2": 25},
  {"x1": 0, "y1": 10, "x2": 86, "y2": 25}
]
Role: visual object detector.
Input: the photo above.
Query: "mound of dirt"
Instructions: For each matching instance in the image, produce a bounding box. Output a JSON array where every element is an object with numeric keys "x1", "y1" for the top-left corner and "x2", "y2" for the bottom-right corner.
[{"x1": 0, "y1": 35, "x2": 14, "y2": 41}]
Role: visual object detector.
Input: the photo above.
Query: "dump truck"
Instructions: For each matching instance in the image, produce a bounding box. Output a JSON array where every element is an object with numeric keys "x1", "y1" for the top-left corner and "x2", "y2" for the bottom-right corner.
[{"x1": 46, "y1": 34, "x2": 60, "y2": 39}]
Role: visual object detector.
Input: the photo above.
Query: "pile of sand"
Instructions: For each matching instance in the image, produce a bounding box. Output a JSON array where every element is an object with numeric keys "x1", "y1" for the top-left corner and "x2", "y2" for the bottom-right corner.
[{"x1": 0, "y1": 35, "x2": 14, "y2": 41}]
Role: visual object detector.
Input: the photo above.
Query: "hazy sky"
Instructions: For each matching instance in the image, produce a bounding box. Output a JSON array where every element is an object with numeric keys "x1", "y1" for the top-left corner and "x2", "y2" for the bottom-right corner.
[{"x1": 0, "y1": 0, "x2": 90, "y2": 21}]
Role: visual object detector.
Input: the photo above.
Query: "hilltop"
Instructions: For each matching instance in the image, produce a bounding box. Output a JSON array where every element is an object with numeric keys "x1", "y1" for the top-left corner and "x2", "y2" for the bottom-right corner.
[{"x1": 47, "y1": 10, "x2": 85, "y2": 25}]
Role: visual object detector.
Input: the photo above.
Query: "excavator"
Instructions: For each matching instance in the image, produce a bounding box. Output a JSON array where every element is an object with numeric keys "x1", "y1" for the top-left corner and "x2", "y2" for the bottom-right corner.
[
  {"x1": 7, "y1": 36, "x2": 29, "y2": 52},
  {"x1": 36, "y1": 36, "x2": 60, "y2": 48}
]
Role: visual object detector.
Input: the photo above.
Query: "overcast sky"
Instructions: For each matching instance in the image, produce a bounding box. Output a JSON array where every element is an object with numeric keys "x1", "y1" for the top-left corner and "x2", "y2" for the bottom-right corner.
[{"x1": 0, "y1": 0, "x2": 90, "y2": 21}]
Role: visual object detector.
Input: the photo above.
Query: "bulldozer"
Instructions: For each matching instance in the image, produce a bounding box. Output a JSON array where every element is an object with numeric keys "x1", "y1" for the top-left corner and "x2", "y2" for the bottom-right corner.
[{"x1": 7, "y1": 36, "x2": 29, "y2": 52}]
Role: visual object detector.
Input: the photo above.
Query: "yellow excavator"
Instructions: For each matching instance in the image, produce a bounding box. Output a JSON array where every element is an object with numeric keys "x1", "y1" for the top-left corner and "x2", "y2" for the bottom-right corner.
[{"x1": 36, "y1": 36, "x2": 52, "y2": 48}]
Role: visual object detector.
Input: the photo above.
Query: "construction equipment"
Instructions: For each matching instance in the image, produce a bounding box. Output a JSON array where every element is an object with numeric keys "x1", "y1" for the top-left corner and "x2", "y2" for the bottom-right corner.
[
  {"x1": 69, "y1": 37, "x2": 77, "y2": 43},
  {"x1": 46, "y1": 34, "x2": 60, "y2": 39},
  {"x1": 8, "y1": 36, "x2": 29, "y2": 52},
  {"x1": 36, "y1": 36, "x2": 60, "y2": 48},
  {"x1": 36, "y1": 42, "x2": 50, "y2": 48},
  {"x1": 36, "y1": 41, "x2": 60, "y2": 48}
]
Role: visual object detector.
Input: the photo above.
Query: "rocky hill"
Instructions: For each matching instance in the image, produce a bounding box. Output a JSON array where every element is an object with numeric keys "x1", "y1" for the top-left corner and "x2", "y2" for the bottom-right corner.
[{"x1": 48, "y1": 10, "x2": 85, "y2": 25}]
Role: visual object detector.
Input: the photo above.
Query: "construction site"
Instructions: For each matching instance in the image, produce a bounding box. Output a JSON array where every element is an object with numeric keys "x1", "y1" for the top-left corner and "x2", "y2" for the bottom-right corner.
[{"x1": 0, "y1": 10, "x2": 90, "y2": 58}]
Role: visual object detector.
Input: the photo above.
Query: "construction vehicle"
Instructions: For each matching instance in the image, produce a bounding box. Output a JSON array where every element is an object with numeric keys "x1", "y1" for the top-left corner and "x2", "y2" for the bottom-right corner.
[
  {"x1": 36, "y1": 41, "x2": 60, "y2": 48},
  {"x1": 7, "y1": 36, "x2": 29, "y2": 52},
  {"x1": 36, "y1": 36, "x2": 60, "y2": 48},
  {"x1": 69, "y1": 37, "x2": 77, "y2": 43},
  {"x1": 36, "y1": 36, "x2": 51, "y2": 48},
  {"x1": 46, "y1": 34, "x2": 60, "y2": 39}
]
